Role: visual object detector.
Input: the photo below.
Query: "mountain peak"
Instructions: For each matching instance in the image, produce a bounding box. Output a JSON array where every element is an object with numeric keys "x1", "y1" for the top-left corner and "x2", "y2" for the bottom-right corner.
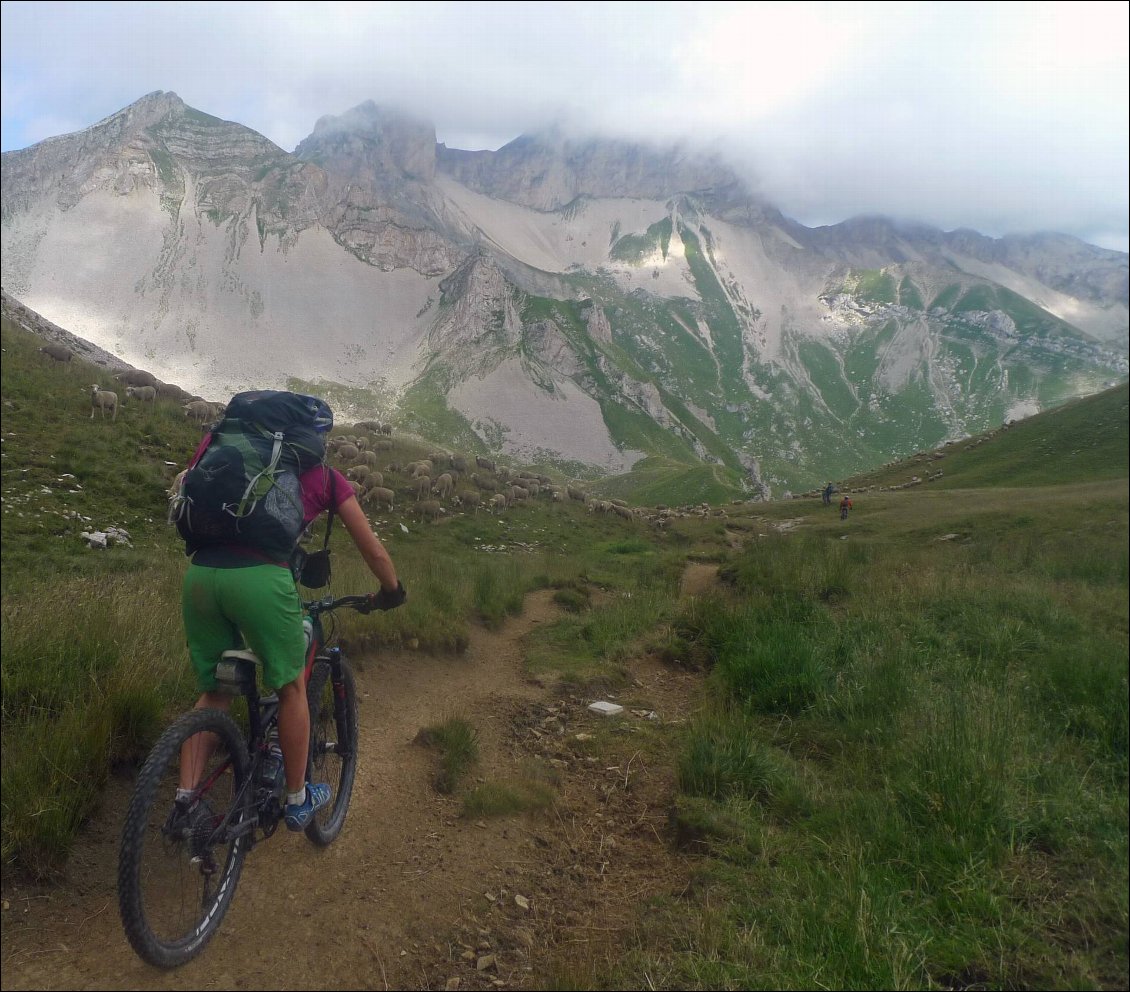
[
  {"x1": 437, "y1": 128, "x2": 747, "y2": 211},
  {"x1": 295, "y1": 102, "x2": 436, "y2": 182},
  {"x1": 88, "y1": 90, "x2": 187, "y2": 134}
]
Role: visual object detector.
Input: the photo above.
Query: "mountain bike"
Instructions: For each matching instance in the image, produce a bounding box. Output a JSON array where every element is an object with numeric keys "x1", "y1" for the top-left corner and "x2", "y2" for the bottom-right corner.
[{"x1": 117, "y1": 593, "x2": 390, "y2": 968}]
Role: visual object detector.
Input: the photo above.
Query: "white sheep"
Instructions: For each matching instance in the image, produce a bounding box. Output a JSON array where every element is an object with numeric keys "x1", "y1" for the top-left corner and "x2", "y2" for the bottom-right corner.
[
  {"x1": 455, "y1": 491, "x2": 480, "y2": 514},
  {"x1": 362, "y1": 486, "x2": 395, "y2": 511},
  {"x1": 90, "y1": 385, "x2": 118, "y2": 421},
  {"x1": 432, "y1": 472, "x2": 454, "y2": 501},
  {"x1": 183, "y1": 399, "x2": 218, "y2": 423},
  {"x1": 416, "y1": 499, "x2": 443, "y2": 523},
  {"x1": 125, "y1": 385, "x2": 157, "y2": 405}
]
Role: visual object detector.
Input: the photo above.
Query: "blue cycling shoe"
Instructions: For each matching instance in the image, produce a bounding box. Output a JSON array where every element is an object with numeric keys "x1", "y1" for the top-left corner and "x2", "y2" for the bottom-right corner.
[{"x1": 285, "y1": 783, "x2": 331, "y2": 831}]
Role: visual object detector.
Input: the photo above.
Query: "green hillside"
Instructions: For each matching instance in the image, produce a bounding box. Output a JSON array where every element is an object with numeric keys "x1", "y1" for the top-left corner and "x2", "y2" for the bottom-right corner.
[
  {"x1": 843, "y1": 381, "x2": 1130, "y2": 492},
  {"x1": 2, "y1": 312, "x2": 1125, "y2": 991}
]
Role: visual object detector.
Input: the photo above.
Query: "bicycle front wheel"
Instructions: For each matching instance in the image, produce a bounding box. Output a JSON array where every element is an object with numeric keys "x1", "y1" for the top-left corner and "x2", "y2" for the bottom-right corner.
[
  {"x1": 118, "y1": 707, "x2": 250, "y2": 968},
  {"x1": 305, "y1": 657, "x2": 359, "y2": 845}
]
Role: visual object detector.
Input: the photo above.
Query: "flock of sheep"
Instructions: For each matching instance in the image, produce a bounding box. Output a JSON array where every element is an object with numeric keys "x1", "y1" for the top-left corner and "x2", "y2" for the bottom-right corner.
[
  {"x1": 41, "y1": 344, "x2": 694, "y2": 528},
  {"x1": 325, "y1": 431, "x2": 691, "y2": 529},
  {"x1": 39, "y1": 345, "x2": 228, "y2": 424}
]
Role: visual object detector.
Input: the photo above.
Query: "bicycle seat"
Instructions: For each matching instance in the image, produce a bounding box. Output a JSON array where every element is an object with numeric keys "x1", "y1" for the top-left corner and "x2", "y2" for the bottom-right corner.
[{"x1": 215, "y1": 651, "x2": 261, "y2": 691}]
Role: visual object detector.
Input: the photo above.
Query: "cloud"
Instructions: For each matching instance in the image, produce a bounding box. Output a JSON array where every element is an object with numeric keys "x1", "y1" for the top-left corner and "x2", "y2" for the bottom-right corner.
[{"x1": 1, "y1": 0, "x2": 1126, "y2": 250}]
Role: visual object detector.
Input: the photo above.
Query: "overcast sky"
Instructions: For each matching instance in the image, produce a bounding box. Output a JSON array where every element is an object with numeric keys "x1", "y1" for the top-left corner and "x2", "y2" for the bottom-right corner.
[{"x1": 2, "y1": 1, "x2": 1127, "y2": 251}]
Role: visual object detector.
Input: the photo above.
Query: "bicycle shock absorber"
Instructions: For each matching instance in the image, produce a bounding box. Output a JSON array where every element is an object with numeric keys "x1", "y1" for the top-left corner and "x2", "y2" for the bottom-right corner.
[{"x1": 259, "y1": 738, "x2": 285, "y2": 796}]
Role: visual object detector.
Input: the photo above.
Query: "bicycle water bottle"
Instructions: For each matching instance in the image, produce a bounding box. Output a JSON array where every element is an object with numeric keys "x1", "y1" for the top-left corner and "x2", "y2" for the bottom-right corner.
[{"x1": 303, "y1": 617, "x2": 314, "y2": 652}]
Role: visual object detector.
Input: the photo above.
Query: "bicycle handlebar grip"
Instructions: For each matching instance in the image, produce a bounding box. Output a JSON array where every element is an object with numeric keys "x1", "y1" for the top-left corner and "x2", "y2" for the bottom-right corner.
[{"x1": 373, "y1": 581, "x2": 407, "y2": 611}]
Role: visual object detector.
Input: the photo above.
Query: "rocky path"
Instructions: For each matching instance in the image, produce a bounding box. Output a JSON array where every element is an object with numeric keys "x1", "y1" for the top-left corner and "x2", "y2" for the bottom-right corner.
[{"x1": 1, "y1": 576, "x2": 715, "y2": 991}]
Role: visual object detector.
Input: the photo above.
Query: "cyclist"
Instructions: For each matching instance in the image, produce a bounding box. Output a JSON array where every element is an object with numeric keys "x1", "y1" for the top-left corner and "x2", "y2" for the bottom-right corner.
[{"x1": 174, "y1": 430, "x2": 405, "y2": 831}]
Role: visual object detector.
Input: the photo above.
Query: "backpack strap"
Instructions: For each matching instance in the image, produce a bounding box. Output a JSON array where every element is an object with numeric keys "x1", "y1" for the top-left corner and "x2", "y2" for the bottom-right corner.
[{"x1": 320, "y1": 469, "x2": 337, "y2": 550}]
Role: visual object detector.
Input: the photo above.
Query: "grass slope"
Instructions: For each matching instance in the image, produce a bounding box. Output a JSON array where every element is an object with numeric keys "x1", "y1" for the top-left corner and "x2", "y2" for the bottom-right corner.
[
  {"x1": 845, "y1": 381, "x2": 1130, "y2": 491},
  {"x1": 2, "y1": 311, "x2": 1126, "y2": 990}
]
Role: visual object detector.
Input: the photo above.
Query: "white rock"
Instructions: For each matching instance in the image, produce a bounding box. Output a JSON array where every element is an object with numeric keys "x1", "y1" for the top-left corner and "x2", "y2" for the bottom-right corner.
[{"x1": 588, "y1": 701, "x2": 624, "y2": 717}]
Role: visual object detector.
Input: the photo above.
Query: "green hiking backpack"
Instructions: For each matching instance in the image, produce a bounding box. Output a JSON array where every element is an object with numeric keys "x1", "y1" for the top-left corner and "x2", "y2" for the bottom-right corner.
[{"x1": 173, "y1": 390, "x2": 333, "y2": 561}]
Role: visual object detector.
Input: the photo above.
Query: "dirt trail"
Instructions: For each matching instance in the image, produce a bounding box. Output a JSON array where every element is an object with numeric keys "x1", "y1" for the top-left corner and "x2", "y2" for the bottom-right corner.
[{"x1": 1, "y1": 580, "x2": 712, "y2": 991}]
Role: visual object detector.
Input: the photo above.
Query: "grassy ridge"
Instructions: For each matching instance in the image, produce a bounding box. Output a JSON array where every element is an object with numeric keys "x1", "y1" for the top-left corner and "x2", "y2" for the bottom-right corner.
[{"x1": 846, "y1": 381, "x2": 1129, "y2": 491}]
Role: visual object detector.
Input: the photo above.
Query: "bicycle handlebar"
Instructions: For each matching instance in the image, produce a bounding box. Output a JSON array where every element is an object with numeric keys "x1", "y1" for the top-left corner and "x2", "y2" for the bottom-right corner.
[{"x1": 303, "y1": 582, "x2": 407, "y2": 617}]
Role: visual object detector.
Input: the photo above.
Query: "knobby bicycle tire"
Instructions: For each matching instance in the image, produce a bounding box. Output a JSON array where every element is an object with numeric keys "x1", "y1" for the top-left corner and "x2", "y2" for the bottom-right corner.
[
  {"x1": 118, "y1": 707, "x2": 250, "y2": 968},
  {"x1": 304, "y1": 657, "x2": 359, "y2": 845}
]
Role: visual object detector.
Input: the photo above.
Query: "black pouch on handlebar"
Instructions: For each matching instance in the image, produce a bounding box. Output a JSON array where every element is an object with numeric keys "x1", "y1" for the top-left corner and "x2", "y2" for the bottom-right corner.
[{"x1": 297, "y1": 546, "x2": 331, "y2": 588}]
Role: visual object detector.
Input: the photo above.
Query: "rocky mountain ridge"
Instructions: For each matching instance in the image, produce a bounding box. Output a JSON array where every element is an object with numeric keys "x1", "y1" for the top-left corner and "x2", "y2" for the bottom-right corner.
[{"x1": 2, "y1": 91, "x2": 1126, "y2": 495}]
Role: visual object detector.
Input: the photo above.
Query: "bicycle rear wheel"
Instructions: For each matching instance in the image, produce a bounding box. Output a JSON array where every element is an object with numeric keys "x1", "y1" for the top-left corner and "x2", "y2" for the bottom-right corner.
[
  {"x1": 118, "y1": 708, "x2": 250, "y2": 968},
  {"x1": 305, "y1": 657, "x2": 359, "y2": 845}
]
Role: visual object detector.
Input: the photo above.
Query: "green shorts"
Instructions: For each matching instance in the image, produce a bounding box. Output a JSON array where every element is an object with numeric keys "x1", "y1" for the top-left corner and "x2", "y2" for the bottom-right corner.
[{"x1": 182, "y1": 562, "x2": 305, "y2": 692}]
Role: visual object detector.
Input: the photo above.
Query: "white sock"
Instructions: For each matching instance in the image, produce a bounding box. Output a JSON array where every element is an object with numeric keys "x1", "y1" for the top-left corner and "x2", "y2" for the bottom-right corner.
[
  {"x1": 287, "y1": 786, "x2": 307, "y2": 806},
  {"x1": 175, "y1": 787, "x2": 194, "y2": 804}
]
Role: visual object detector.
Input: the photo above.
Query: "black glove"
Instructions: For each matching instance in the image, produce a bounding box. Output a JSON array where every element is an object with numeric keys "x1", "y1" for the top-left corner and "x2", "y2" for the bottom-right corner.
[{"x1": 373, "y1": 580, "x2": 407, "y2": 611}]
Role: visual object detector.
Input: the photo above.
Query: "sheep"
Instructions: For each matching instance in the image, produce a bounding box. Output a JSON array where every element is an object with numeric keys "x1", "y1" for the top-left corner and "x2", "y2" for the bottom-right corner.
[
  {"x1": 475, "y1": 456, "x2": 497, "y2": 473},
  {"x1": 432, "y1": 472, "x2": 454, "y2": 501},
  {"x1": 414, "y1": 475, "x2": 432, "y2": 501},
  {"x1": 334, "y1": 443, "x2": 360, "y2": 462},
  {"x1": 184, "y1": 399, "x2": 217, "y2": 423},
  {"x1": 567, "y1": 485, "x2": 586, "y2": 502},
  {"x1": 347, "y1": 465, "x2": 372, "y2": 484},
  {"x1": 612, "y1": 503, "x2": 635, "y2": 521},
  {"x1": 125, "y1": 385, "x2": 157, "y2": 405},
  {"x1": 90, "y1": 384, "x2": 118, "y2": 421},
  {"x1": 359, "y1": 450, "x2": 379, "y2": 468},
  {"x1": 157, "y1": 381, "x2": 194, "y2": 403},
  {"x1": 355, "y1": 473, "x2": 385, "y2": 498},
  {"x1": 487, "y1": 493, "x2": 508, "y2": 514},
  {"x1": 39, "y1": 344, "x2": 73, "y2": 364},
  {"x1": 416, "y1": 499, "x2": 443, "y2": 523},
  {"x1": 116, "y1": 369, "x2": 159, "y2": 388},
  {"x1": 362, "y1": 486, "x2": 395, "y2": 511},
  {"x1": 455, "y1": 491, "x2": 480, "y2": 514}
]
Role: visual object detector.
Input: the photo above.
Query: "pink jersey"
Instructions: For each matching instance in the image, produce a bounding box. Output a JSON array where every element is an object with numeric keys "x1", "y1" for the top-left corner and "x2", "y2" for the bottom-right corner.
[{"x1": 299, "y1": 465, "x2": 353, "y2": 525}]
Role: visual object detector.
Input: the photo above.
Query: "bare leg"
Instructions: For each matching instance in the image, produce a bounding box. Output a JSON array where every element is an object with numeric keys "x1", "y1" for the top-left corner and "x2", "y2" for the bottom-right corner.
[
  {"x1": 276, "y1": 679, "x2": 310, "y2": 793},
  {"x1": 178, "y1": 691, "x2": 232, "y2": 791}
]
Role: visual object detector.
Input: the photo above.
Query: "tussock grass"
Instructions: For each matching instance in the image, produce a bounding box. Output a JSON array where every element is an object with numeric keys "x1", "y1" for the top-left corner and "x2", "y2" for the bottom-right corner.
[
  {"x1": 417, "y1": 715, "x2": 479, "y2": 794},
  {"x1": 463, "y1": 761, "x2": 558, "y2": 818}
]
